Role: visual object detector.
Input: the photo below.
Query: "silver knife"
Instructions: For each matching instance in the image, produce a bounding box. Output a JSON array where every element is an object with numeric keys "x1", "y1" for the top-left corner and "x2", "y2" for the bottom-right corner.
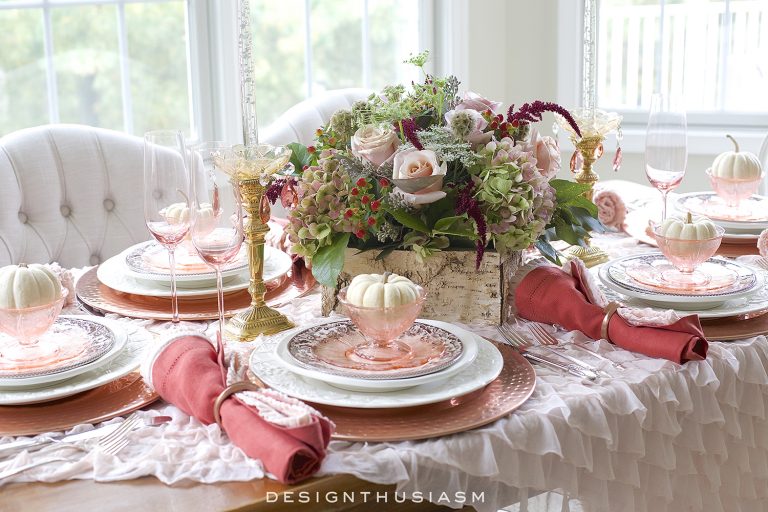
[
  {"x1": 520, "y1": 351, "x2": 598, "y2": 381},
  {"x1": 0, "y1": 416, "x2": 171, "y2": 459}
]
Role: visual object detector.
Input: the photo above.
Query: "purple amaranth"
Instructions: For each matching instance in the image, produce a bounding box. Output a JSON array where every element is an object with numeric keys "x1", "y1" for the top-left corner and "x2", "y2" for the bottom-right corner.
[
  {"x1": 266, "y1": 179, "x2": 285, "y2": 204},
  {"x1": 399, "y1": 118, "x2": 424, "y2": 150},
  {"x1": 508, "y1": 101, "x2": 581, "y2": 138},
  {"x1": 455, "y1": 182, "x2": 488, "y2": 269}
]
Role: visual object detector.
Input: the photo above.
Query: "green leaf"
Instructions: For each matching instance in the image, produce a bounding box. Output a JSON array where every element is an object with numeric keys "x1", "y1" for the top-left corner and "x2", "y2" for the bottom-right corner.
[
  {"x1": 287, "y1": 142, "x2": 313, "y2": 173},
  {"x1": 569, "y1": 195, "x2": 598, "y2": 216},
  {"x1": 553, "y1": 214, "x2": 580, "y2": 246},
  {"x1": 535, "y1": 237, "x2": 561, "y2": 265},
  {"x1": 375, "y1": 246, "x2": 398, "y2": 261},
  {"x1": 311, "y1": 233, "x2": 350, "y2": 288},
  {"x1": 382, "y1": 205, "x2": 430, "y2": 233},
  {"x1": 571, "y1": 206, "x2": 606, "y2": 233},
  {"x1": 432, "y1": 215, "x2": 477, "y2": 238},
  {"x1": 550, "y1": 179, "x2": 591, "y2": 203}
]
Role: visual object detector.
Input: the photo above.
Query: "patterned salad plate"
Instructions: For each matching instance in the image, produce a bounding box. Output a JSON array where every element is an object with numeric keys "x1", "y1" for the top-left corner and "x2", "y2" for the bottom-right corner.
[
  {"x1": 251, "y1": 320, "x2": 504, "y2": 408},
  {"x1": 273, "y1": 320, "x2": 478, "y2": 392},
  {"x1": 674, "y1": 192, "x2": 768, "y2": 233},
  {"x1": 123, "y1": 240, "x2": 248, "y2": 286},
  {"x1": 0, "y1": 316, "x2": 126, "y2": 389},
  {"x1": 599, "y1": 254, "x2": 759, "y2": 309}
]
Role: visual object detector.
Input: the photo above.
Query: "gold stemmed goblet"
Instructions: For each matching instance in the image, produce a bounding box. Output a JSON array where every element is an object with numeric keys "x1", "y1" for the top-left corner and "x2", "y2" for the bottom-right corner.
[{"x1": 221, "y1": 144, "x2": 295, "y2": 340}]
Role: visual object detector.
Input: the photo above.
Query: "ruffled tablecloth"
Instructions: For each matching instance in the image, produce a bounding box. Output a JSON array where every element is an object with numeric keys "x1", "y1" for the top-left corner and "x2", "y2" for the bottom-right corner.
[{"x1": 4, "y1": 206, "x2": 768, "y2": 511}]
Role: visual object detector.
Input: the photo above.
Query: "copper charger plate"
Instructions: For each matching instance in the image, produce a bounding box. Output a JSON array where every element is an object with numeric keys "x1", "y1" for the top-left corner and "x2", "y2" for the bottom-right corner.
[
  {"x1": 0, "y1": 372, "x2": 157, "y2": 437},
  {"x1": 623, "y1": 209, "x2": 759, "y2": 257},
  {"x1": 702, "y1": 311, "x2": 768, "y2": 341},
  {"x1": 311, "y1": 343, "x2": 536, "y2": 442},
  {"x1": 76, "y1": 263, "x2": 316, "y2": 321}
]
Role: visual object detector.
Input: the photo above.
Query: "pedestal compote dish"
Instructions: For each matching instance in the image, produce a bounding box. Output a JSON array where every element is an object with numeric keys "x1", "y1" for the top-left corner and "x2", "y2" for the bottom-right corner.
[
  {"x1": 707, "y1": 135, "x2": 764, "y2": 208},
  {"x1": 652, "y1": 213, "x2": 725, "y2": 287}
]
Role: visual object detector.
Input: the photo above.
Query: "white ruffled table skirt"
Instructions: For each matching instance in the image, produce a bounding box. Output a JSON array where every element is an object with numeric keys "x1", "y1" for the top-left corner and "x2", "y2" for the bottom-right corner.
[{"x1": 4, "y1": 251, "x2": 768, "y2": 511}]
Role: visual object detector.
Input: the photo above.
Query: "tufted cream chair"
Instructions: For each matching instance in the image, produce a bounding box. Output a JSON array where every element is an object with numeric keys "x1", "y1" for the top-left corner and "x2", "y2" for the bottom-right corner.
[
  {"x1": 261, "y1": 88, "x2": 371, "y2": 147},
  {"x1": 0, "y1": 124, "x2": 149, "y2": 267}
]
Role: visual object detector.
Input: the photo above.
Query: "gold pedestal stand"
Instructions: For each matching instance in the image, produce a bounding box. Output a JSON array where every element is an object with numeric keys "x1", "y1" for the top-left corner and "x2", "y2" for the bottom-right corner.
[
  {"x1": 225, "y1": 178, "x2": 294, "y2": 340},
  {"x1": 565, "y1": 135, "x2": 610, "y2": 268}
]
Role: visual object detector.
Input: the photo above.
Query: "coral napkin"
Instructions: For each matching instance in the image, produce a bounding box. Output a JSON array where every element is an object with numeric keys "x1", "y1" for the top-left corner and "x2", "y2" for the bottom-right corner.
[
  {"x1": 514, "y1": 261, "x2": 708, "y2": 363},
  {"x1": 144, "y1": 334, "x2": 333, "y2": 483}
]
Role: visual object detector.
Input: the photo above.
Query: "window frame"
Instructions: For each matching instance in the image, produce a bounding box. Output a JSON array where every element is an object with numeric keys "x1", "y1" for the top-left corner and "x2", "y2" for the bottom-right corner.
[{"x1": 556, "y1": 0, "x2": 767, "y2": 155}]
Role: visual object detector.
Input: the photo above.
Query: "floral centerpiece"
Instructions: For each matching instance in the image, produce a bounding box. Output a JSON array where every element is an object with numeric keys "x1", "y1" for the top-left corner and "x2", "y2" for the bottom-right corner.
[{"x1": 269, "y1": 52, "x2": 601, "y2": 289}]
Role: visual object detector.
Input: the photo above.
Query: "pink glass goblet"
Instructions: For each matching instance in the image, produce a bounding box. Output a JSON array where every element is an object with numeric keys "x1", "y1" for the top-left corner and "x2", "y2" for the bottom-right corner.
[
  {"x1": 337, "y1": 286, "x2": 427, "y2": 363},
  {"x1": 706, "y1": 168, "x2": 764, "y2": 208},
  {"x1": 652, "y1": 225, "x2": 725, "y2": 287},
  {"x1": 0, "y1": 293, "x2": 66, "y2": 365}
]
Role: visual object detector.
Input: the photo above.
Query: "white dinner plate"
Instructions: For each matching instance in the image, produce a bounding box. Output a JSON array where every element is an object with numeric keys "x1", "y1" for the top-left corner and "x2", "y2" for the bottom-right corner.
[
  {"x1": 0, "y1": 317, "x2": 148, "y2": 405},
  {"x1": 271, "y1": 319, "x2": 479, "y2": 392},
  {"x1": 97, "y1": 245, "x2": 292, "y2": 298},
  {"x1": 0, "y1": 316, "x2": 128, "y2": 389},
  {"x1": 674, "y1": 192, "x2": 768, "y2": 233},
  {"x1": 123, "y1": 240, "x2": 248, "y2": 287},
  {"x1": 250, "y1": 327, "x2": 503, "y2": 409},
  {"x1": 598, "y1": 255, "x2": 760, "y2": 310}
]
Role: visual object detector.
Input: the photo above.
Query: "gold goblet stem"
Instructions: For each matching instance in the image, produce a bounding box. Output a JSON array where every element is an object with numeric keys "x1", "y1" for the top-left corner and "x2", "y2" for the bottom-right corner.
[
  {"x1": 566, "y1": 135, "x2": 610, "y2": 267},
  {"x1": 225, "y1": 178, "x2": 294, "y2": 340}
]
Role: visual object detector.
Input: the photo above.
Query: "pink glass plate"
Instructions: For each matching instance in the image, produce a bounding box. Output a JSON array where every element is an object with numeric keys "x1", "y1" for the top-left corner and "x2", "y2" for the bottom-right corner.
[
  {"x1": 125, "y1": 240, "x2": 247, "y2": 277},
  {"x1": 0, "y1": 317, "x2": 115, "y2": 379},
  {"x1": 286, "y1": 320, "x2": 464, "y2": 380},
  {"x1": 675, "y1": 192, "x2": 768, "y2": 223},
  {"x1": 607, "y1": 254, "x2": 757, "y2": 296}
]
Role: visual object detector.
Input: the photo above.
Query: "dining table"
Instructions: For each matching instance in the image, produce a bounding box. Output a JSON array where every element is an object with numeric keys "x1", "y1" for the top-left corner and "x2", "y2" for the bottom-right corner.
[{"x1": 2, "y1": 181, "x2": 768, "y2": 512}]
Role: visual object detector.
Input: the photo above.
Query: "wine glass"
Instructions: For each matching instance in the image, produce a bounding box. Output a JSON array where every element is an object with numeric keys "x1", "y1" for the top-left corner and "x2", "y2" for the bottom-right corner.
[
  {"x1": 189, "y1": 142, "x2": 245, "y2": 340},
  {"x1": 645, "y1": 93, "x2": 687, "y2": 221},
  {"x1": 143, "y1": 130, "x2": 190, "y2": 324}
]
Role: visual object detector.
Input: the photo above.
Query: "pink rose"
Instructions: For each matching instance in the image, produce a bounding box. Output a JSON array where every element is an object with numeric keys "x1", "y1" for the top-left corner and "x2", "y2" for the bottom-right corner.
[
  {"x1": 593, "y1": 190, "x2": 627, "y2": 230},
  {"x1": 758, "y1": 229, "x2": 768, "y2": 258},
  {"x1": 351, "y1": 125, "x2": 399, "y2": 167},
  {"x1": 534, "y1": 136, "x2": 560, "y2": 179},
  {"x1": 391, "y1": 148, "x2": 447, "y2": 205},
  {"x1": 456, "y1": 91, "x2": 502, "y2": 113}
]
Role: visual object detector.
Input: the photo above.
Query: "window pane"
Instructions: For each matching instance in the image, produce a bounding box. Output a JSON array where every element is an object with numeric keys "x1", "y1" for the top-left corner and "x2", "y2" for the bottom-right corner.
[
  {"x1": 52, "y1": 5, "x2": 123, "y2": 130},
  {"x1": 0, "y1": 9, "x2": 47, "y2": 134},
  {"x1": 251, "y1": 0, "x2": 306, "y2": 128},
  {"x1": 369, "y1": 0, "x2": 421, "y2": 90},
  {"x1": 597, "y1": 0, "x2": 768, "y2": 112},
  {"x1": 310, "y1": 0, "x2": 362, "y2": 92},
  {"x1": 125, "y1": 1, "x2": 190, "y2": 135}
]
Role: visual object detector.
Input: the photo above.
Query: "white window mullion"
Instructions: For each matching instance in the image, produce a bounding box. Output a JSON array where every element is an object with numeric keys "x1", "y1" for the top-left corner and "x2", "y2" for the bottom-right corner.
[
  {"x1": 303, "y1": 0, "x2": 313, "y2": 98},
  {"x1": 361, "y1": 0, "x2": 371, "y2": 89},
  {"x1": 116, "y1": 1, "x2": 134, "y2": 134},
  {"x1": 718, "y1": 0, "x2": 732, "y2": 111},
  {"x1": 41, "y1": 1, "x2": 60, "y2": 123}
]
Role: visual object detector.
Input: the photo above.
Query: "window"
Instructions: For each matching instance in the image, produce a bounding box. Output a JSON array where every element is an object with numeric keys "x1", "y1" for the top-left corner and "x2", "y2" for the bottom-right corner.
[
  {"x1": 597, "y1": 0, "x2": 768, "y2": 117},
  {"x1": 0, "y1": 0, "x2": 192, "y2": 136}
]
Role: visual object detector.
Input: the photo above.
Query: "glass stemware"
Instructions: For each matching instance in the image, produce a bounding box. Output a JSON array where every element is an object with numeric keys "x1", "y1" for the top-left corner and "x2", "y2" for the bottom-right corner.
[
  {"x1": 189, "y1": 142, "x2": 245, "y2": 340},
  {"x1": 645, "y1": 94, "x2": 687, "y2": 222},
  {"x1": 143, "y1": 130, "x2": 190, "y2": 324}
]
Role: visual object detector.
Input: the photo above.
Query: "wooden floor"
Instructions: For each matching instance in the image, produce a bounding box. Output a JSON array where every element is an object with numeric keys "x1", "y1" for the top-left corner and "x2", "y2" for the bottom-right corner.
[{"x1": 1, "y1": 474, "x2": 475, "y2": 512}]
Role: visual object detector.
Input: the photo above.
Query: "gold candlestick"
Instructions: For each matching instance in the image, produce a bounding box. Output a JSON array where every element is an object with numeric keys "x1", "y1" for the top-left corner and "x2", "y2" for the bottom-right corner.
[{"x1": 221, "y1": 144, "x2": 294, "y2": 341}]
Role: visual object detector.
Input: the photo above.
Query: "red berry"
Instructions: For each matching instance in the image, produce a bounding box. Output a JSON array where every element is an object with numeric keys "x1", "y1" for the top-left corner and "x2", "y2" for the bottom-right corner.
[
  {"x1": 361, "y1": 195, "x2": 370, "y2": 205},
  {"x1": 496, "y1": 114, "x2": 504, "y2": 122},
  {"x1": 370, "y1": 200, "x2": 381, "y2": 212},
  {"x1": 367, "y1": 217, "x2": 376, "y2": 226},
  {"x1": 500, "y1": 122, "x2": 509, "y2": 131},
  {"x1": 350, "y1": 188, "x2": 359, "y2": 196},
  {"x1": 307, "y1": 145, "x2": 316, "y2": 154},
  {"x1": 511, "y1": 120, "x2": 520, "y2": 128},
  {"x1": 302, "y1": 165, "x2": 309, "y2": 171},
  {"x1": 315, "y1": 129, "x2": 323, "y2": 136},
  {"x1": 378, "y1": 178, "x2": 389, "y2": 187},
  {"x1": 356, "y1": 177, "x2": 367, "y2": 187},
  {"x1": 355, "y1": 229, "x2": 366, "y2": 239},
  {"x1": 344, "y1": 209, "x2": 354, "y2": 218},
  {"x1": 328, "y1": 137, "x2": 336, "y2": 145},
  {"x1": 483, "y1": 109, "x2": 492, "y2": 117},
  {"x1": 490, "y1": 121, "x2": 498, "y2": 130}
]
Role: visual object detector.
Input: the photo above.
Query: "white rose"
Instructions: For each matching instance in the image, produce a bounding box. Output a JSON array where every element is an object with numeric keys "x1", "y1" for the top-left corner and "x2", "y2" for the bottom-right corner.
[{"x1": 351, "y1": 125, "x2": 400, "y2": 167}]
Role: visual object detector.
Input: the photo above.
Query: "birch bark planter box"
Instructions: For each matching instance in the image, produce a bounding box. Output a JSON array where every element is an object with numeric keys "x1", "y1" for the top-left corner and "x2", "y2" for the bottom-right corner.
[{"x1": 321, "y1": 248, "x2": 522, "y2": 325}]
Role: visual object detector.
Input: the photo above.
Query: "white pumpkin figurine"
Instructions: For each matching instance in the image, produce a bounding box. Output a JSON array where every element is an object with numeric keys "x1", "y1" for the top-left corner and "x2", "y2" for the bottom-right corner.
[
  {"x1": 658, "y1": 212, "x2": 718, "y2": 240},
  {"x1": 346, "y1": 272, "x2": 422, "y2": 308},
  {"x1": 0, "y1": 263, "x2": 62, "y2": 309},
  {"x1": 711, "y1": 135, "x2": 763, "y2": 180}
]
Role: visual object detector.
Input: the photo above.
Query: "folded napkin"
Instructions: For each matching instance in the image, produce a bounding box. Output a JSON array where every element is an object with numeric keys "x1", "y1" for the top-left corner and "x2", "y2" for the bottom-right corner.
[
  {"x1": 514, "y1": 260, "x2": 708, "y2": 363},
  {"x1": 142, "y1": 333, "x2": 333, "y2": 483}
]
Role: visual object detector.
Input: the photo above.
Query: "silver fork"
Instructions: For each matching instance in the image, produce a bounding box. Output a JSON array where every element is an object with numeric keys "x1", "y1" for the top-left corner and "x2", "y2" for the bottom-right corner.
[
  {"x1": 0, "y1": 414, "x2": 139, "y2": 482},
  {"x1": 496, "y1": 325, "x2": 598, "y2": 381},
  {"x1": 528, "y1": 323, "x2": 625, "y2": 372},
  {"x1": 755, "y1": 258, "x2": 768, "y2": 271}
]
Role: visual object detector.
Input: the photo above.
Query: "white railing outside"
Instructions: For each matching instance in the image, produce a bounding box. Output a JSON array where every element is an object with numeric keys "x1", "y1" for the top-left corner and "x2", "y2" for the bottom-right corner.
[{"x1": 598, "y1": 0, "x2": 768, "y2": 113}]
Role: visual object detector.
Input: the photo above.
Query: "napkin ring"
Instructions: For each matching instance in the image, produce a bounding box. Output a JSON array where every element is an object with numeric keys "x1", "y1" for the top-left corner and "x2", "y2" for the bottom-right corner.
[
  {"x1": 213, "y1": 381, "x2": 264, "y2": 428},
  {"x1": 601, "y1": 302, "x2": 621, "y2": 343}
]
